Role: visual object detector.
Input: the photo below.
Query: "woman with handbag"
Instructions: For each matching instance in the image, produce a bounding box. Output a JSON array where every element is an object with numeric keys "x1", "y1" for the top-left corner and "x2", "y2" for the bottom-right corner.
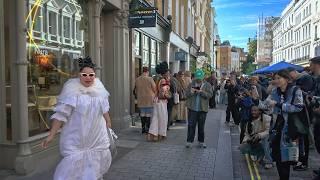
[
  {"x1": 41, "y1": 57, "x2": 113, "y2": 180},
  {"x1": 259, "y1": 69, "x2": 304, "y2": 180}
]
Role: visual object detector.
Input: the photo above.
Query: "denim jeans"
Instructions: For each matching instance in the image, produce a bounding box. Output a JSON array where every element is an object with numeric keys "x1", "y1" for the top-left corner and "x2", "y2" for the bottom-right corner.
[
  {"x1": 261, "y1": 136, "x2": 273, "y2": 163},
  {"x1": 187, "y1": 109, "x2": 207, "y2": 143}
]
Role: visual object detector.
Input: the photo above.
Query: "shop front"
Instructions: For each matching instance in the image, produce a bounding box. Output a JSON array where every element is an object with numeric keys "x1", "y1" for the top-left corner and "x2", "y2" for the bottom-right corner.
[
  {"x1": 0, "y1": 0, "x2": 131, "y2": 175},
  {"x1": 129, "y1": 0, "x2": 171, "y2": 114},
  {"x1": 169, "y1": 31, "x2": 190, "y2": 73}
]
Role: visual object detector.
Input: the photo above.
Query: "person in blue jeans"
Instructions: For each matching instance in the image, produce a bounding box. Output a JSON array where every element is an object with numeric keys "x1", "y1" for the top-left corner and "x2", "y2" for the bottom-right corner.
[
  {"x1": 240, "y1": 105, "x2": 273, "y2": 169},
  {"x1": 185, "y1": 69, "x2": 213, "y2": 148}
]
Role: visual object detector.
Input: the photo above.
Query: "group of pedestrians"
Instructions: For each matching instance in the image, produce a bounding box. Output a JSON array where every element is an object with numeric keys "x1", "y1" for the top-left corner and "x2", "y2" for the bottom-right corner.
[
  {"x1": 134, "y1": 62, "x2": 214, "y2": 148},
  {"x1": 215, "y1": 57, "x2": 320, "y2": 180}
]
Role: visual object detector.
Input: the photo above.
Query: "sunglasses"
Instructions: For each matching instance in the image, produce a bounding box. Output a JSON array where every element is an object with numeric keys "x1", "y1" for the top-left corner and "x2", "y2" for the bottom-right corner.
[{"x1": 80, "y1": 73, "x2": 95, "y2": 77}]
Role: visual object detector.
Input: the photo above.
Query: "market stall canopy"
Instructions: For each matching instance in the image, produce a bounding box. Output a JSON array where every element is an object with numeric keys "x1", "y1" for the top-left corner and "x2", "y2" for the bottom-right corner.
[{"x1": 253, "y1": 61, "x2": 304, "y2": 74}]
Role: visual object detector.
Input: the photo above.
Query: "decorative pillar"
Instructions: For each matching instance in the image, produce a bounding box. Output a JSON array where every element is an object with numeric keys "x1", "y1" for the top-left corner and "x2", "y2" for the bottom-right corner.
[
  {"x1": 0, "y1": 0, "x2": 6, "y2": 143},
  {"x1": 88, "y1": 0, "x2": 104, "y2": 77},
  {"x1": 101, "y1": 0, "x2": 131, "y2": 130},
  {"x1": 12, "y1": 0, "x2": 34, "y2": 175},
  {"x1": 166, "y1": 42, "x2": 171, "y2": 67}
]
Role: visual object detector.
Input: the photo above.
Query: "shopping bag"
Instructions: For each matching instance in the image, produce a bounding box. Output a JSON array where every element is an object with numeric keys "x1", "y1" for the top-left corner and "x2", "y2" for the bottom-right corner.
[
  {"x1": 106, "y1": 127, "x2": 118, "y2": 159},
  {"x1": 174, "y1": 92, "x2": 180, "y2": 104}
]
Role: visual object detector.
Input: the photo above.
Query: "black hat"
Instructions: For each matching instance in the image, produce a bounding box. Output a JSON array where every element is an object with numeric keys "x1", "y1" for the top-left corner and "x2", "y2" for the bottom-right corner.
[{"x1": 310, "y1": 56, "x2": 320, "y2": 64}]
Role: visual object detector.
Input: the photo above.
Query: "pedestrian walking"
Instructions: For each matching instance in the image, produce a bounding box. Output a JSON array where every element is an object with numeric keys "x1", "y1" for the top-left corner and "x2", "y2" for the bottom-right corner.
[
  {"x1": 134, "y1": 67, "x2": 157, "y2": 134},
  {"x1": 41, "y1": 57, "x2": 113, "y2": 180},
  {"x1": 185, "y1": 69, "x2": 213, "y2": 148}
]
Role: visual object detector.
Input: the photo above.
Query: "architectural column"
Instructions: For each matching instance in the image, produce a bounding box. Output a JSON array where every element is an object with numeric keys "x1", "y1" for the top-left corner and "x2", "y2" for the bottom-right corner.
[
  {"x1": 12, "y1": 0, "x2": 34, "y2": 175},
  {"x1": 0, "y1": 0, "x2": 6, "y2": 143},
  {"x1": 88, "y1": 0, "x2": 104, "y2": 77},
  {"x1": 166, "y1": 42, "x2": 171, "y2": 67},
  {"x1": 101, "y1": 0, "x2": 131, "y2": 130}
]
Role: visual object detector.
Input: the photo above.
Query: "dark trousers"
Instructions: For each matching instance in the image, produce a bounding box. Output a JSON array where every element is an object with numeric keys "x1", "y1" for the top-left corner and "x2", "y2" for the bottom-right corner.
[
  {"x1": 187, "y1": 109, "x2": 207, "y2": 143},
  {"x1": 240, "y1": 121, "x2": 247, "y2": 143},
  {"x1": 226, "y1": 105, "x2": 239, "y2": 124},
  {"x1": 314, "y1": 123, "x2": 320, "y2": 153},
  {"x1": 209, "y1": 92, "x2": 216, "y2": 108},
  {"x1": 276, "y1": 161, "x2": 291, "y2": 180},
  {"x1": 167, "y1": 102, "x2": 174, "y2": 128},
  {"x1": 141, "y1": 117, "x2": 150, "y2": 133},
  {"x1": 298, "y1": 134, "x2": 309, "y2": 166}
]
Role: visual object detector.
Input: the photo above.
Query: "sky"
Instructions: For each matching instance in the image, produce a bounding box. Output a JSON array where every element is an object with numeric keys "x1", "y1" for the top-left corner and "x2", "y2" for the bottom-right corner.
[{"x1": 214, "y1": 0, "x2": 291, "y2": 51}]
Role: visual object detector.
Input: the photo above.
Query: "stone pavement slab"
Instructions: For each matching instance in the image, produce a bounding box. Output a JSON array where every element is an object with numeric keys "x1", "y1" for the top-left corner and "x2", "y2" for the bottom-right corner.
[{"x1": 104, "y1": 107, "x2": 226, "y2": 180}]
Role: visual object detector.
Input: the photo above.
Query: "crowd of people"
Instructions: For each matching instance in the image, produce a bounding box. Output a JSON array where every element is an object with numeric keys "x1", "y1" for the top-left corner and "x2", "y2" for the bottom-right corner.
[
  {"x1": 217, "y1": 57, "x2": 320, "y2": 180},
  {"x1": 134, "y1": 62, "x2": 214, "y2": 148},
  {"x1": 41, "y1": 55, "x2": 320, "y2": 180}
]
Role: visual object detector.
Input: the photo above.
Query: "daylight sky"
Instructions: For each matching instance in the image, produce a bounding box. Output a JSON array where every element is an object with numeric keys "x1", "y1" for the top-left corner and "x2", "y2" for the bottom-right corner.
[{"x1": 214, "y1": 0, "x2": 291, "y2": 51}]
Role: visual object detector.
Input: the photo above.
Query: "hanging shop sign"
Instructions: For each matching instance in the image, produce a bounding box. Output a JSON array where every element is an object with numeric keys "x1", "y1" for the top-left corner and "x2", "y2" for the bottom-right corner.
[{"x1": 128, "y1": 9, "x2": 157, "y2": 28}]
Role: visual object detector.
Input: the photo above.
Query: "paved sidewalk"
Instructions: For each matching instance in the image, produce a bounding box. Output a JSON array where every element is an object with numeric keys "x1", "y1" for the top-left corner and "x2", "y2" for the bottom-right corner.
[
  {"x1": 104, "y1": 107, "x2": 229, "y2": 180},
  {"x1": 1, "y1": 107, "x2": 232, "y2": 180}
]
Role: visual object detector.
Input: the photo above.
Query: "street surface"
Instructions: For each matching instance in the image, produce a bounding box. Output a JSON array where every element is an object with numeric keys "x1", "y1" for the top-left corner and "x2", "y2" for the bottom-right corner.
[{"x1": 1, "y1": 105, "x2": 319, "y2": 180}]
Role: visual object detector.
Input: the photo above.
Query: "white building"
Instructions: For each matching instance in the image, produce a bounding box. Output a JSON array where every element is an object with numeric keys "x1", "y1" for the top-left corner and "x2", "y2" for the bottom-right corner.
[
  {"x1": 272, "y1": 0, "x2": 316, "y2": 67},
  {"x1": 231, "y1": 49, "x2": 240, "y2": 72}
]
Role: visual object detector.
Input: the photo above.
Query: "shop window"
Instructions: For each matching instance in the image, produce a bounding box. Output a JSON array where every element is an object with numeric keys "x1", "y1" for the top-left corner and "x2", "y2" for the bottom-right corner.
[
  {"x1": 134, "y1": 31, "x2": 141, "y2": 56},
  {"x1": 22, "y1": 0, "x2": 87, "y2": 136}
]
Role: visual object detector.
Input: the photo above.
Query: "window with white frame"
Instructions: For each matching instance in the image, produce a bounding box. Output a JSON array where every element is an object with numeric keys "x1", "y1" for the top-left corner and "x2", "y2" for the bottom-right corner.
[
  {"x1": 48, "y1": 11, "x2": 57, "y2": 35},
  {"x1": 75, "y1": 20, "x2": 81, "y2": 40},
  {"x1": 63, "y1": 16, "x2": 71, "y2": 39}
]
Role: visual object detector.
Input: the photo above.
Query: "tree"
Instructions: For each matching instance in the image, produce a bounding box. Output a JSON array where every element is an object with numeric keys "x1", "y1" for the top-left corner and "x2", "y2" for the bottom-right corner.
[
  {"x1": 242, "y1": 39, "x2": 257, "y2": 74},
  {"x1": 248, "y1": 39, "x2": 257, "y2": 56}
]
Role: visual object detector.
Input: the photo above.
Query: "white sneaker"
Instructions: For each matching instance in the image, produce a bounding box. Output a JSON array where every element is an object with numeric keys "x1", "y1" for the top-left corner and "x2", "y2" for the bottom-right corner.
[{"x1": 185, "y1": 142, "x2": 192, "y2": 148}]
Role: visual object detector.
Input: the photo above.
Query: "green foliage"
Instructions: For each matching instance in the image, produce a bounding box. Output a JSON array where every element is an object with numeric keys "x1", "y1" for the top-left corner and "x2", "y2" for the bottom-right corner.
[
  {"x1": 241, "y1": 39, "x2": 257, "y2": 74},
  {"x1": 248, "y1": 39, "x2": 257, "y2": 56}
]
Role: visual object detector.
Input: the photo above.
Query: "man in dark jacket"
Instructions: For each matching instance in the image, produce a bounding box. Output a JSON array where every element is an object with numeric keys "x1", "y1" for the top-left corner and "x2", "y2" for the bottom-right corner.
[
  {"x1": 206, "y1": 71, "x2": 218, "y2": 108},
  {"x1": 225, "y1": 78, "x2": 240, "y2": 125},
  {"x1": 309, "y1": 57, "x2": 320, "y2": 178}
]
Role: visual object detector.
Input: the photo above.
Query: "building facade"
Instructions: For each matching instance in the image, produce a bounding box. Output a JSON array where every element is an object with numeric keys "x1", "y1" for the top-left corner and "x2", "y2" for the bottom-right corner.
[
  {"x1": 0, "y1": 0, "x2": 131, "y2": 174},
  {"x1": 272, "y1": 0, "x2": 315, "y2": 67},
  {"x1": 257, "y1": 16, "x2": 279, "y2": 67},
  {"x1": 216, "y1": 45, "x2": 231, "y2": 75}
]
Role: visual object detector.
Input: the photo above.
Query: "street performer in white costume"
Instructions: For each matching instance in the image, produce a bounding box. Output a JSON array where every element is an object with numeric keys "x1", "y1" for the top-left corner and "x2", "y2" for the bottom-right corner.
[{"x1": 42, "y1": 57, "x2": 112, "y2": 180}]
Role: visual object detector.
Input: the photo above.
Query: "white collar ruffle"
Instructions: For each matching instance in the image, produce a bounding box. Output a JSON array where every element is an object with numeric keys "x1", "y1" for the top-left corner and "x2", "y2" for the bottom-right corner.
[{"x1": 58, "y1": 78, "x2": 110, "y2": 100}]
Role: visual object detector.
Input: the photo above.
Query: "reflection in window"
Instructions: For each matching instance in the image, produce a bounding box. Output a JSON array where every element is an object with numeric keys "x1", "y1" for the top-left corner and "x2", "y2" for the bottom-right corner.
[
  {"x1": 49, "y1": 11, "x2": 57, "y2": 35},
  {"x1": 134, "y1": 31, "x2": 140, "y2": 56},
  {"x1": 143, "y1": 35, "x2": 149, "y2": 66},
  {"x1": 63, "y1": 16, "x2": 71, "y2": 39},
  {"x1": 76, "y1": 21, "x2": 81, "y2": 40}
]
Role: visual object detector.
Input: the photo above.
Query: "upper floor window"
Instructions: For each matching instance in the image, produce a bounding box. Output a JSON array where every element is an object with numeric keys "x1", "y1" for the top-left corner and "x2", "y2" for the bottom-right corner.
[
  {"x1": 48, "y1": 11, "x2": 57, "y2": 35},
  {"x1": 63, "y1": 16, "x2": 71, "y2": 39}
]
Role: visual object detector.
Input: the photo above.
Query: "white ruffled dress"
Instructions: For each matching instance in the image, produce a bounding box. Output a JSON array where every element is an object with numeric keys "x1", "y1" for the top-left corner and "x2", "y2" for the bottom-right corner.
[{"x1": 51, "y1": 78, "x2": 112, "y2": 180}]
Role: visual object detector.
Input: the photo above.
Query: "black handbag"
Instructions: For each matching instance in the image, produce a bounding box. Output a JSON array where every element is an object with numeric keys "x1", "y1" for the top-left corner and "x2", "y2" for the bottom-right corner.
[{"x1": 287, "y1": 87, "x2": 309, "y2": 139}]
